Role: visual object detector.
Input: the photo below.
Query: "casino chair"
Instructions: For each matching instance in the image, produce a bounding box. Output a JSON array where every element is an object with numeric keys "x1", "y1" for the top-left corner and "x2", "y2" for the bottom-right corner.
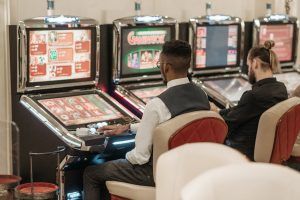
[
  {"x1": 106, "y1": 110, "x2": 229, "y2": 200},
  {"x1": 290, "y1": 134, "x2": 300, "y2": 161},
  {"x1": 155, "y1": 143, "x2": 249, "y2": 200},
  {"x1": 254, "y1": 97, "x2": 300, "y2": 164},
  {"x1": 181, "y1": 163, "x2": 300, "y2": 200}
]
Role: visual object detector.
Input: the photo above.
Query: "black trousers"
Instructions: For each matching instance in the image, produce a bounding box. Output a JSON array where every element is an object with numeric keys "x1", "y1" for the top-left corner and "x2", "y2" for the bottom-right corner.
[{"x1": 83, "y1": 159, "x2": 155, "y2": 200}]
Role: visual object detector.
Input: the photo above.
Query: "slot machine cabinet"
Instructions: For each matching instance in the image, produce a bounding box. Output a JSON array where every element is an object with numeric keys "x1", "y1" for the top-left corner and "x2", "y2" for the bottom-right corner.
[
  {"x1": 190, "y1": 15, "x2": 251, "y2": 108},
  {"x1": 253, "y1": 14, "x2": 300, "y2": 95},
  {"x1": 111, "y1": 16, "x2": 177, "y2": 117},
  {"x1": 10, "y1": 16, "x2": 139, "y2": 199}
]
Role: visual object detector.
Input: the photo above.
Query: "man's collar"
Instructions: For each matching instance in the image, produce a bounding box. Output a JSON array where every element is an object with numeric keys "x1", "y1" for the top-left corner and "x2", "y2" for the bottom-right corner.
[
  {"x1": 167, "y1": 77, "x2": 190, "y2": 88},
  {"x1": 252, "y1": 77, "x2": 276, "y2": 88}
]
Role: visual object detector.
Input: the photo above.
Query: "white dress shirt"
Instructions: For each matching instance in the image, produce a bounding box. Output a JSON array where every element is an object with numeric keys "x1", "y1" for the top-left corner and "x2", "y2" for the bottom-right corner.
[{"x1": 126, "y1": 77, "x2": 190, "y2": 165}]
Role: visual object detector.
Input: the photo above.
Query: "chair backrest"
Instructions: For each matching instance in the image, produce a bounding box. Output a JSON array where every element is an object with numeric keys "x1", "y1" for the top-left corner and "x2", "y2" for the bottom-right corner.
[
  {"x1": 291, "y1": 134, "x2": 300, "y2": 157},
  {"x1": 156, "y1": 143, "x2": 249, "y2": 200},
  {"x1": 254, "y1": 97, "x2": 300, "y2": 163},
  {"x1": 153, "y1": 111, "x2": 228, "y2": 178},
  {"x1": 181, "y1": 163, "x2": 300, "y2": 200}
]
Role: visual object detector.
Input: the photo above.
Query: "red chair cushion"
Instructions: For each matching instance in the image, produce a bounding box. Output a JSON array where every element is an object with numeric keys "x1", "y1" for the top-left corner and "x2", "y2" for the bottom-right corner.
[
  {"x1": 169, "y1": 117, "x2": 228, "y2": 149},
  {"x1": 111, "y1": 194, "x2": 130, "y2": 200},
  {"x1": 271, "y1": 104, "x2": 300, "y2": 164}
]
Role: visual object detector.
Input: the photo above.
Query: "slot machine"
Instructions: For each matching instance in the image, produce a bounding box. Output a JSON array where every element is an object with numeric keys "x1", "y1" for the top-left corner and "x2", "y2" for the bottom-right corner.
[
  {"x1": 190, "y1": 14, "x2": 251, "y2": 108},
  {"x1": 253, "y1": 13, "x2": 300, "y2": 95},
  {"x1": 10, "y1": 15, "x2": 139, "y2": 199},
  {"x1": 111, "y1": 16, "x2": 177, "y2": 117}
]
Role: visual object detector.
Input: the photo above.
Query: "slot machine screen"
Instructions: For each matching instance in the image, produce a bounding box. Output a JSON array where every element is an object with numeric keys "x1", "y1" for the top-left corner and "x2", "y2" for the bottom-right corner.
[
  {"x1": 203, "y1": 77, "x2": 251, "y2": 103},
  {"x1": 38, "y1": 94, "x2": 123, "y2": 126},
  {"x1": 194, "y1": 24, "x2": 240, "y2": 69},
  {"x1": 274, "y1": 72, "x2": 300, "y2": 95},
  {"x1": 28, "y1": 28, "x2": 96, "y2": 84},
  {"x1": 120, "y1": 26, "x2": 173, "y2": 78},
  {"x1": 131, "y1": 85, "x2": 166, "y2": 103},
  {"x1": 258, "y1": 24, "x2": 294, "y2": 62}
]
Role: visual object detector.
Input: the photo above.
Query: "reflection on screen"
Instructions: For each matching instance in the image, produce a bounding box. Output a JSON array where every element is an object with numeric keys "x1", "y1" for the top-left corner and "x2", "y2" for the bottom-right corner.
[
  {"x1": 29, "y1": 29, "x2": 92, "y2": 83},
  {"x1": 38, "y1": 94, "x2": 123, "y2": 126},
  {"x1": 195, "y1": 25, "x2": 238, "y2": 68},
  {"x1": 259, "y1": 24, "x2": 294, "y2": 62},
  {"x1": 121, "y1": 26, "x2": 172, "y2": 76},
  {"x1": 274, "y1": 72, "x2": 300, "y2": 94},
  {"x1": 131, "y1": 86, "x2": 166, "y2": 103},
  {"x1": 204, "y1": 78, "x2": 251, "y2": 103}
]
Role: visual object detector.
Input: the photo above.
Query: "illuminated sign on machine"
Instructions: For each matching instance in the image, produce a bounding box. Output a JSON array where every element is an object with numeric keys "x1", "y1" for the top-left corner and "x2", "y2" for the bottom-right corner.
[
  {"x1": 259, "y1": 24, "x2": 294, "y2": 62},
  {"x1": 194, "y1": 25, "x2": 239, "y2": 69},
  {"x1": 29, "y1": 29, "x2": 92, "y2": 83},
  {"x1": 121, "y1": 26, "x2": 171, "y2": 77},
  {"x1": 38, "y1": 94, "x2": 123, "y2": 126}
]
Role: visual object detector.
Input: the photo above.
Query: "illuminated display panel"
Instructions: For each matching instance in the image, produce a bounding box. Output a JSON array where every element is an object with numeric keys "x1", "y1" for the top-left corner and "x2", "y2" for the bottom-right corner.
[
  {"x1": 29, "y1": 29, "x2": 92, "y2": 83},
  {"x1": 204, "y1": 77, "x2": 251, "y2": 103},
  {"x1": 259, "y1": 24, "x2": 294, "y2": 62},
  {"x1": 38, "y1": 94, "x2": 123, "y2": 126},
  {"x1": 120, "y1": 26, "x2": 172, "y2": 77},
  {"x1": 274, "y1": 72, "x2": 300, "y2": 94},
  {"x1": 194, "y1": 25, "x2": 239, "y2": 69},
  {"x1": 131, "y1": 85, "x2": 166, "y2": 103}
]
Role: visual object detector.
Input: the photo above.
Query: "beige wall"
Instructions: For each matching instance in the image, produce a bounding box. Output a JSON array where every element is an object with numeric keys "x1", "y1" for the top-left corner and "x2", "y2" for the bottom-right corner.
[
  {"x1": 10, "y1": 0, "x2": 276, "y2": 24},
  {"x1": 0, "y1": 0, "x2": 11, "y2": 174},
  {"x1": 1, "y1": 0, "x2": 299, "y2": 173}
]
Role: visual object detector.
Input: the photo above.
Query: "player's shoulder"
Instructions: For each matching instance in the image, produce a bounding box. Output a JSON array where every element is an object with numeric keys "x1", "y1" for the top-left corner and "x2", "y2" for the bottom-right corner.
[{"x1": 144, "y1": 97, "x2": 165, "y2": 111}]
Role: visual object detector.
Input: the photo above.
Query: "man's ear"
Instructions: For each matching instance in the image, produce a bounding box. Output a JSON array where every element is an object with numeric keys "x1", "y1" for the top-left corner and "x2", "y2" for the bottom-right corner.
[
  {"x1": 253, "y1": 59, "x2": 258, "y2": 69},
  {"x1": 164, "y1": 63, "x2": 170, "y2": 74}
]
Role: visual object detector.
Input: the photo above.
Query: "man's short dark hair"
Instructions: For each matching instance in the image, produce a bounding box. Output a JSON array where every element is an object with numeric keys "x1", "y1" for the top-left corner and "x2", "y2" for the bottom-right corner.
[
  {"x1": 161, "y1": 40, "x2": 191, "y2": 72},
  {"x1": 162, "y1": 40, "x2": 191, "y2": 58}
]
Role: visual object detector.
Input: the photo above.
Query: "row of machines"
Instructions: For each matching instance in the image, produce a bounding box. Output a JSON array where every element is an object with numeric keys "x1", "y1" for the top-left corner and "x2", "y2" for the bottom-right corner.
[
  {"x1": 104, "y1": 4, "x2": 299, "y2": 114},
  {"x1": 10, "y1": 3, "x2": 299, "y2": 200},
  {"x1": 10, "y1": 16, "x2": 139, "y2": 199}
]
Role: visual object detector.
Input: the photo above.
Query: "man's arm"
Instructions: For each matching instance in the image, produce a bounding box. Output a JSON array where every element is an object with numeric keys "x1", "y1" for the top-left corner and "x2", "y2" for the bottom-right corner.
[
  {"x1": 221, "y1": 91, "x2": 256, "y2": 135},
  {"x1": 126, "y1": 98, "x2": 167, "y2": 165}
]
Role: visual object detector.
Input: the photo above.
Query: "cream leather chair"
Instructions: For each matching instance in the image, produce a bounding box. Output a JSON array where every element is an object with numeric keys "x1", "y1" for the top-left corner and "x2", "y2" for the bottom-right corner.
[
  {"x1": 106, "y1": 111, "x2": 228, "y2": 200},
  {"x1": 156, "y1": 143, "x2": 249, "y2": 200},
  {"x1": 254, "y1": 97, "x2": 300, "y2": 164},
  {"x1": 181, "y1": 163, "x2": 300, "y2": 200}
]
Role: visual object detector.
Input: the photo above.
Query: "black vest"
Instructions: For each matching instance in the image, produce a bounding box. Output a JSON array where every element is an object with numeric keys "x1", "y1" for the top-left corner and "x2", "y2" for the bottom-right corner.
[{"x1": 157, "y1": 82, "x2": 210, "y2": 118}]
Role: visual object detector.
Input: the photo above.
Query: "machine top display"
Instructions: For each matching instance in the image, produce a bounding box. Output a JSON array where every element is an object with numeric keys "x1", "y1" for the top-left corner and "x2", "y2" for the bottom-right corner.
[
  {"x1": 120, "y1": 26, "x2": 172, "y2": 78},
  {"x1": 189, "y1": 15, "x2": 243, "y2": 75},
  {"x1": 28, "y1": 29, "x2": 93, "y2": 83},
  {"x1": 17, "y1": 16, "x2": 99, "y2": 93}
]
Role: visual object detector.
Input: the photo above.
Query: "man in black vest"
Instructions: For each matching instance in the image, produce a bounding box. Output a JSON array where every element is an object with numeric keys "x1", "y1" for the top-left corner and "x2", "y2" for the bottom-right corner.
[{"x1": 83, "y1": 40, "x2": 210, "y2": 200}]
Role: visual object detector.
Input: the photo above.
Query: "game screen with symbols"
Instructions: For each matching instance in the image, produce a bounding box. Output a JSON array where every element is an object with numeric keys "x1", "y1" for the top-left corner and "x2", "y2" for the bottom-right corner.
[
  {"x1": 204, "y1": 77, "x2": 251, "y2": 103},
  {"x1": 121, "y1": 26, "x2": 172, "y2": 77},
  {"x1": 259, "y1": 24, "x2": 294, "y2": 62},
  {"x1": 38, "y1": 94, "x2": 123, "y2": 126},
  {"x1": 194, "y1": 25, "x2": 239, "y2": 69},
  {"x1": 29, "y1": 29, "x2": 92, "y2": 83},
  {"x1": 131, "y1": 85, "x2": 166, "y2": 103}
]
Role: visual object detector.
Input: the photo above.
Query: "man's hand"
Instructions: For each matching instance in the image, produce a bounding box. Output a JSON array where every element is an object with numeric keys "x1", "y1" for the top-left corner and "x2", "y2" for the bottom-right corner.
[
  {"x1": 98, "y1": 124, "x2": 130, "y2": 136},
  {"x1": 210, "y1": 101, "x2": 220, "y2": 113}
]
